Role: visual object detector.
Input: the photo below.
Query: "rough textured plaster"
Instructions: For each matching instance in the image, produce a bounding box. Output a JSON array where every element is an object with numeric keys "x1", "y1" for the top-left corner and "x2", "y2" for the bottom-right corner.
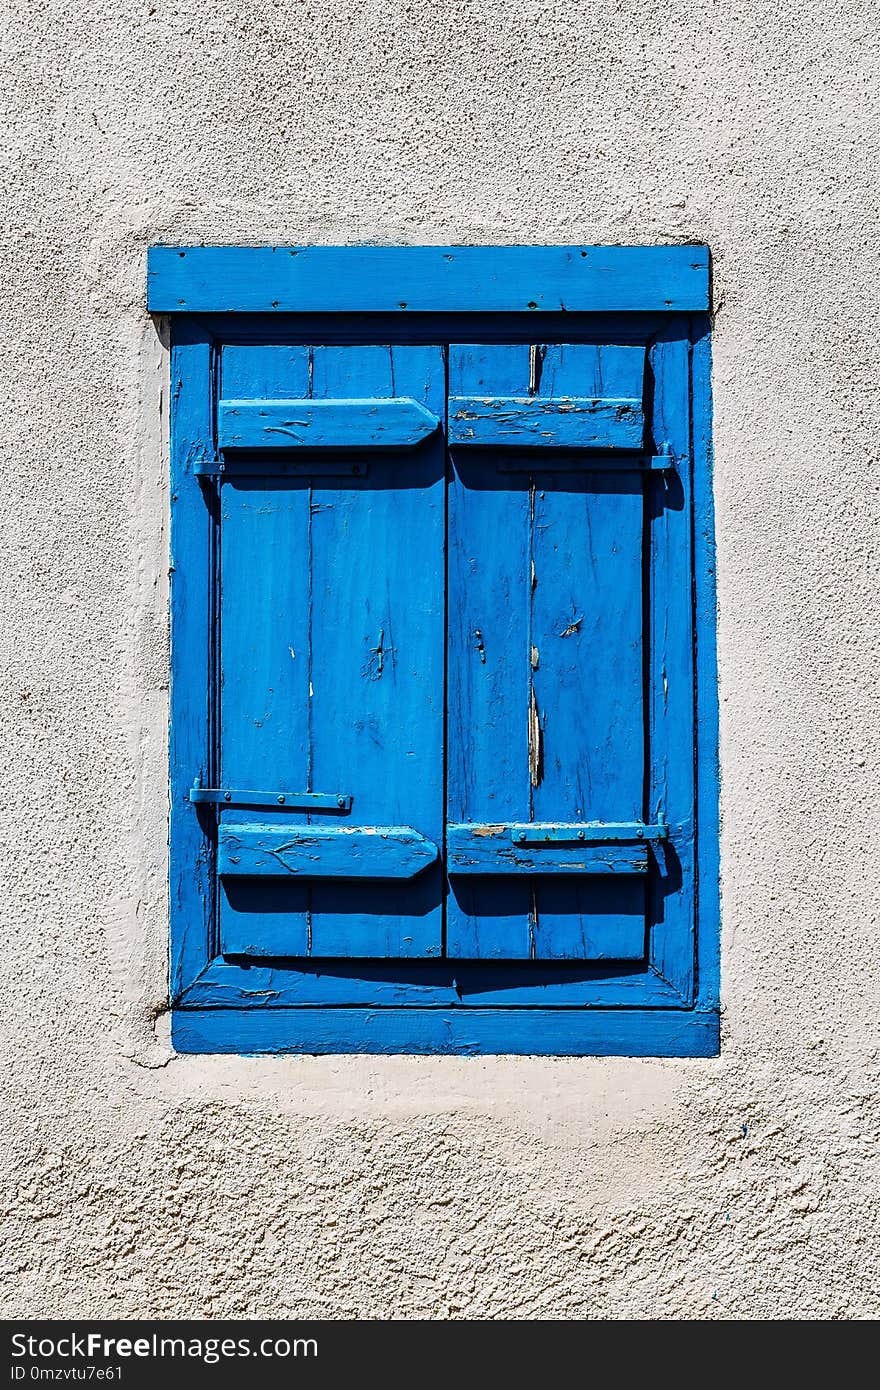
[{"x1": 1, "y1": 0, "x2": 879, "y2": 1319}]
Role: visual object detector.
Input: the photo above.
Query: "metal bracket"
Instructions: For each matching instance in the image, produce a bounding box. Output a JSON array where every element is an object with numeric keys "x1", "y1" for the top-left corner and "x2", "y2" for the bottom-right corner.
[
  {"x1": 189, "y1": 785, "x2": 352, "y2": 813},
  {"x1": 506, "y1": 821, "x2": 669, "y2": 844}
]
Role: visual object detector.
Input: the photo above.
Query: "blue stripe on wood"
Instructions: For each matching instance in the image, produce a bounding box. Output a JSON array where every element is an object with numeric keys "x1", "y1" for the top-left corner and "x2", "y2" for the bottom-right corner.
[
  {"x1": 148, "y1": 245, "x2": 710, "y2": 315},
  {"x1": 530, "y1": 346, "x2": 648, "y2": 963},
  {"x1": 446, "y1": 344, "x2": 534, "y2": 958},
  {"x1": 218, "y1": 822, "x2": 438, "y2": 878},
  {"x1": 218, "y1": 397, "x2": 439, "y2": 450},
  {"x1": 172, "y1": 1005, "x2": 720, "y2": 1057},
  {"x1": 448, "y1": 396, "x2": 644, "y2": 449},
  {"x1": 218, "y1": 344, "x2": 313, "y2": 956}
]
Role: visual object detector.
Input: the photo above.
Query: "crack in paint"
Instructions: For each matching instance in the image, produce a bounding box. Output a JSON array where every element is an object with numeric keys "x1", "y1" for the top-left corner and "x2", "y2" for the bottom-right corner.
[{"x1": 528, "y1": 688, "x2": 542, "y2": 789}]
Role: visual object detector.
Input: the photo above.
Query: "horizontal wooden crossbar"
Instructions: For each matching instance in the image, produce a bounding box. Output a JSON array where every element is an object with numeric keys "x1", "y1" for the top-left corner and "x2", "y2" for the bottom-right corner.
[
  {"x1": 448, "y1": 395, "x2": 644, "y2": 449},
  {"x1": 218, "y1": 823, "x2": 439, "y2": 879},
  {"x1": 495, "y1": 454, "x2": 676, "y2": 473}
]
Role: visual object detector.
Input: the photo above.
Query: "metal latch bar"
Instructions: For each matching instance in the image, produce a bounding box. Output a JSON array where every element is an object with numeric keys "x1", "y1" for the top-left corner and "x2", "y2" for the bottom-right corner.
[
  {"x1": 190, "y1": 786, "x2": 352, "y2": 813},
  {"x1": 506, "y1": 821, "x2": 669, "y2": 844}
]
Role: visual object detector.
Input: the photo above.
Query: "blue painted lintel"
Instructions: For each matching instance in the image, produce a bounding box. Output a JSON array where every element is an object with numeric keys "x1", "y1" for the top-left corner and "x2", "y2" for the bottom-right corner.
[{"x1": 148, "y1": 244, "x2": 710, "y2": 315}]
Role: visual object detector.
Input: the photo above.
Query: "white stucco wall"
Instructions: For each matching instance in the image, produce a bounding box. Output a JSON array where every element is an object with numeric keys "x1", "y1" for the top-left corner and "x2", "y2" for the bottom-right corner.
[{"x1": 2, "y1": 0, "x2": 878, "y2": 1319}]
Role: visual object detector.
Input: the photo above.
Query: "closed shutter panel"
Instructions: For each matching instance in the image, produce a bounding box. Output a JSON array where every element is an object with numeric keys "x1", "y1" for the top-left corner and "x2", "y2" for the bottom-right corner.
[
  {"x1": 197, "y1": 339, "x2": 691, "y2": 969},
  {"x1": 445, "y1": 342, "x2": 667, "y2": 960},
  {"x1": 207, "y1": 343, "x2": 446, "y2": 958}
]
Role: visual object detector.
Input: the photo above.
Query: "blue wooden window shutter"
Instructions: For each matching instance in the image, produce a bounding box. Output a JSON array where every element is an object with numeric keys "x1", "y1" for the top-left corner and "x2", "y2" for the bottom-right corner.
[{"x1": 149, "y1": 245, "x2": 719, "y2": 1056}]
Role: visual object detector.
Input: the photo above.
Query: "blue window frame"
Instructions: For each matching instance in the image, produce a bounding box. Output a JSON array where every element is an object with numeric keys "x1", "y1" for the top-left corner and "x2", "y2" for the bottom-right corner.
[{"x1": 148, "y1": 246, "x2": 718, "y2": 1056}]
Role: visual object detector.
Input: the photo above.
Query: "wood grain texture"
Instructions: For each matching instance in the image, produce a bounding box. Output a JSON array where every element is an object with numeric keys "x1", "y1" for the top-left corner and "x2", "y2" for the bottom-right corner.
[
  {"x1": 447, "y1": 842, "x2": 649, "y2": 874},
  {"x1": 446, "y1": 345, "x2": 534, "y2": 958},
  {"x1": 148, "y1": 244, "x2": 711, "y2": 314},
  {"x1": 446, "y1": 824, "x2": 653, "y2": 873},
  {"x1": 480, "y1": 821, "x2": 668, "y2": 842},
  {"x1": 218, "y1": 344, "x2": 313, "y2": 956},
  {"x1": 168, "y1": 323, "x2": 216, "y2": 1001},
  {"x1": 304, "y1": 345, "x2": 445, "y2": 956}
]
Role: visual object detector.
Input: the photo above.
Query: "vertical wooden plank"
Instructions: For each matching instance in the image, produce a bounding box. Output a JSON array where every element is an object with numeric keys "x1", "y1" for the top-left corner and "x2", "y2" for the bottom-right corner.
[
  {"x1": 446, "y1": 345, "x2": 533, "y2": 958},
  {"x1": 217, "y1": 346, "x2": 313, "y2": 956},
  {"x1": 306, "y1": 344, "x2": 445, "y2": 957},
  {"x1": 524, "y1": 878, "x2": 645, "y2": 959},
  {"x1": 169, "y1": 320, "x2": 216, "y2": 999},
  {"x1": 647, "y1": 328, "x2": 696, "y2": 1000}
]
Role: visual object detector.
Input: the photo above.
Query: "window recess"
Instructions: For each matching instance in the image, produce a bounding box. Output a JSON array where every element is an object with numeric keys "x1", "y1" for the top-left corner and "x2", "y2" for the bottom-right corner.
[{"x1": 151, "y1": 244, "x2": 718, "y2": 1057}]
